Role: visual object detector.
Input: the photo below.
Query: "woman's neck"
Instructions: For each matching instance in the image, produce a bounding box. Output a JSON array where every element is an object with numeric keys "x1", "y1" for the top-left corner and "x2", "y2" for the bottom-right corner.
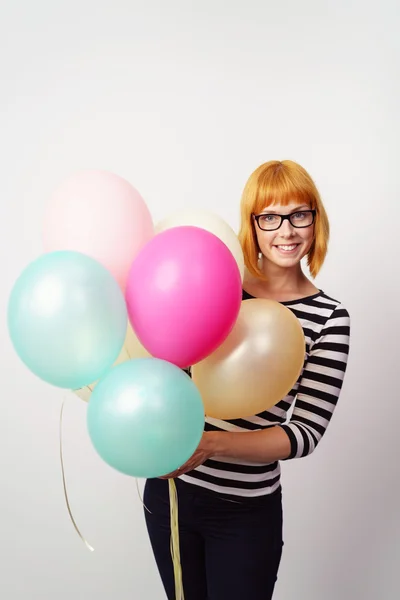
[{"x1": 244, "y1": 262, "x2": 319, "y2": 302}]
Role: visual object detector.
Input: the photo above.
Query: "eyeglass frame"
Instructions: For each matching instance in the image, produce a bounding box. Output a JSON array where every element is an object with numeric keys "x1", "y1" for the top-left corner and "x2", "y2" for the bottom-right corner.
[{"x1": 252, "y1": 209, "x2": 316, "y2": 231}]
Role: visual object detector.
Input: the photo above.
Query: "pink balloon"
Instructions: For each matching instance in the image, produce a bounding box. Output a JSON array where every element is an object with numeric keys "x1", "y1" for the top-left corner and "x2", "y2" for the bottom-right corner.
[
  {"x1": 126, "y1": 226, "x2": 242, "y2": 368},
  {"x1": 43, "y1": 170, "x2": 154, "y2": 290}
]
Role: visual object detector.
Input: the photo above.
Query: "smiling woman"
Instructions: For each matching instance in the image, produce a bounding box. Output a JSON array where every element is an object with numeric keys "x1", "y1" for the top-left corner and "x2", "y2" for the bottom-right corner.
[{"x1": 144, "y1": 160, "x2": 351, "y2": 600}]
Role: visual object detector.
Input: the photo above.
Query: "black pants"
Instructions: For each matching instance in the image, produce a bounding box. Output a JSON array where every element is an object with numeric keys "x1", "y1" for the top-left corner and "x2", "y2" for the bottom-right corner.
[{"x1": 144, "y1": 478, "x2": 283, "y2": 600}]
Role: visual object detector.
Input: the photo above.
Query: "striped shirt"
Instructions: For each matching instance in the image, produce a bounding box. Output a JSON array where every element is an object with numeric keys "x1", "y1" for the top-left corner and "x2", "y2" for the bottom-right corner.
[{"x1": 180, "y1": 289, "x2": 351, "y2": 499}]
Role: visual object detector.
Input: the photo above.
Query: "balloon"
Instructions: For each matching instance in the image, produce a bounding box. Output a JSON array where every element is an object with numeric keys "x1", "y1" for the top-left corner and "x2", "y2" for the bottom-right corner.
[
  {"x1": 191, "y1": 299, "x2": 305, "y2": 419},
  {"x1": 87, "y1": 358, "x2": 205, "y2": 478},
  {"x1": 43, "y1": 170, "x2": 154, "y2": 290},
  {"x1": 124, "y1": 322, "x2": 152, "y2": 360},
  {"x1": 73, "y1": 385, "x2": 94, "y2": 403},
  {"x1": 73, "y1": 323, "x2": 150, "y2": 402},
  {"x1": 8, "y1": 251, "x2": 127, "y2": 389},
  {"x1": 155, "y1": 209, "x2": 244, "y2": 281},
  {"x1": 126, "y1": 226, "x2": 242, "y2": 368}
]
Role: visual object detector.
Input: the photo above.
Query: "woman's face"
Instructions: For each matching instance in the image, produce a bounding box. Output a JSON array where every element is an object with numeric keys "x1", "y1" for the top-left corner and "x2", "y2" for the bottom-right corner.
[{"x1": 253, "y1": 202, "x2": 315, "y2": 269}]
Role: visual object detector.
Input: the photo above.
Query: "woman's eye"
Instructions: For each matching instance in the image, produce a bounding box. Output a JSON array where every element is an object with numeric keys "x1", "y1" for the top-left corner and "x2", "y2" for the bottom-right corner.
[{"x1": 292, "y1": 212, "x2": 306, "y2": 220}]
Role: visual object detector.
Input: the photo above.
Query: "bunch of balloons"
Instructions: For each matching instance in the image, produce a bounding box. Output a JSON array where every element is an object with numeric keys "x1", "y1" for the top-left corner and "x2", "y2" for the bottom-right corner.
[{"x1": 7, "y1": 169, "x2": 305, "y2": 479}]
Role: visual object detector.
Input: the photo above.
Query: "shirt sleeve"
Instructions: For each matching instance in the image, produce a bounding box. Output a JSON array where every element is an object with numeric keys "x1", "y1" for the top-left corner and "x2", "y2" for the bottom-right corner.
[{"x1": 279, "y1": 304, "x2": 351, "y2": 459}]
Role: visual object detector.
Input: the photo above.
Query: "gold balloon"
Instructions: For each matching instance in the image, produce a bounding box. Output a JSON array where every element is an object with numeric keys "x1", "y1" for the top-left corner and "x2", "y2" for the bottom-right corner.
[
  {"x1": 72, "y1": 323, "x2": 150, "y2": 402},
  {"x1": 191, "y1": 299, "x2": 305, "y2": 420}
]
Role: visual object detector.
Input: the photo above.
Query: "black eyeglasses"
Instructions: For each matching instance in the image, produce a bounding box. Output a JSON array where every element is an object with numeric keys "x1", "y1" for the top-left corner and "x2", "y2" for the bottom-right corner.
[{"x1": 253, "y1": 210, "x2": 316, "y2": 231}]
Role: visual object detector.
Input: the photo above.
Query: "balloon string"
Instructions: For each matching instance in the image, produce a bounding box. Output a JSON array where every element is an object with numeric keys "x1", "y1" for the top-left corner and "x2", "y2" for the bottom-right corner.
[
  {"x1": 135, "y1": 479, "x2": 152, "y2": 514},
  {"x1": 169, "y1": 479, "x2": 185, "y2": 600},
  {"x1": 59, "y1": 399, "x2": 94, "y2": 552}
]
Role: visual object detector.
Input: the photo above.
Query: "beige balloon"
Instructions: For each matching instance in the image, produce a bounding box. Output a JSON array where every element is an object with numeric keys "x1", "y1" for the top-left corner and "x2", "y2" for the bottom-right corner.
[
  {"x1": 72, "y1": 323, "x2": 150, "y2": 402},
  {"x1": 191, "y1": 299, "x2": 305, "y2": 420},
  {"x1": 124, "y1": 322, "x2": 152, "y2": 360},
  {"x1": 155, "y1": 209, "x2": 245, "y2": 281}
]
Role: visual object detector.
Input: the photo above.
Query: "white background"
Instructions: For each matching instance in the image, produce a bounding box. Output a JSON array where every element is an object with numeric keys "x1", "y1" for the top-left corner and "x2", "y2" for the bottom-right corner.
[{"x1": 1, "y1": 1, "x2": 399, "y2": 599}]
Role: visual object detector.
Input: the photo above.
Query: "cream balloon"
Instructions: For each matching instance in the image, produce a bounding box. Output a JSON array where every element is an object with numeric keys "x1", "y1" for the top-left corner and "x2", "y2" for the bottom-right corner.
[
  {"x1": 155, "y1": 209, "x2": 244, "y2": 281},
  {"x1": 191, "y1": 299, "x2": 305, "y2": 420},
  {"x1": 73, "y1": 324, "x2": 150, "y2": 401},
  {"x1": 124, "y1": 322, "x2": 152, "y2": 360}
]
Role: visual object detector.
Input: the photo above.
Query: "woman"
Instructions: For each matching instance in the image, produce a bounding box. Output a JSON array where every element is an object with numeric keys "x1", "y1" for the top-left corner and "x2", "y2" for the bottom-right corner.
[{"x1": 144, "y1": 160, "x2": 351, "y2": 600}]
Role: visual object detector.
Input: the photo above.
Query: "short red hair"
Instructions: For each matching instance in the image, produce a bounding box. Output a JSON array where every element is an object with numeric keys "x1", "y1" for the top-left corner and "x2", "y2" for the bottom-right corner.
[{"x1": 238, "y1": 160, "x2": 329, "y2": 279}]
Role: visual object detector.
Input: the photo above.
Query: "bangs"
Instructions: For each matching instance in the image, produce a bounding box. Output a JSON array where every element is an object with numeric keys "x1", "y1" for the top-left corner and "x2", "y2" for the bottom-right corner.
[{"x1": 252, "y1": 165, "x2": 316, "y2": 214}]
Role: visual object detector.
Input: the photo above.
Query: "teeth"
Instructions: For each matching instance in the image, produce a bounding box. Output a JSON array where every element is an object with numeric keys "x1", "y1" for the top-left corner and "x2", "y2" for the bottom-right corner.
[{"x1": 277, "y1": 244, "x2": 297, "y2": 251}]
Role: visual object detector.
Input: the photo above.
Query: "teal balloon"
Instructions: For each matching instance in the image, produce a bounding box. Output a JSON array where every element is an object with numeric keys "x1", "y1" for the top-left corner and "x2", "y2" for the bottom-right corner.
[
  {"x1": 87, "y1": 358, "x2": 205, "y2": 478},
  {"x1": 8, "y1": 251, "x2": 127, "y2": 389}
]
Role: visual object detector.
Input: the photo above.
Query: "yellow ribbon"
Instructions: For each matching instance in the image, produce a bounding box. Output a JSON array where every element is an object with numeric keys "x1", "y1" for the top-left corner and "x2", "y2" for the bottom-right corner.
[
  {"x1": 134, "y1": 479, "x2": 183, "y2": 598},
  {"x1": 169, "y1": 479, "x2": 185, "y2": 600}
]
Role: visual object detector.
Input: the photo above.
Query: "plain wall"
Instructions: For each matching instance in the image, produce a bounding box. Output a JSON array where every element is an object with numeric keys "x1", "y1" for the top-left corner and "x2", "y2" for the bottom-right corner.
[{"x1": 1, "y1": 1, "x2": 399, "y2": 599}]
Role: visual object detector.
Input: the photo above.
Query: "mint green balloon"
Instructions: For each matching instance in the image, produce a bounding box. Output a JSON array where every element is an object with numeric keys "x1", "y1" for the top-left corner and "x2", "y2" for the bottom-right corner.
[
  {"x1": 8, "y1": 251, "x2": 127, "y2": 389},
  {"x1": 87, "y1": 358, "x2": 205, "y2": 478}
]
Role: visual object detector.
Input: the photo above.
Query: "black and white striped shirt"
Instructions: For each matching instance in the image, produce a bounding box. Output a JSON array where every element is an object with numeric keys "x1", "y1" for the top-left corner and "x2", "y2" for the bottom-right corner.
[{"x1": 180, "y1": 289, "x2": 351, "y2": 499}]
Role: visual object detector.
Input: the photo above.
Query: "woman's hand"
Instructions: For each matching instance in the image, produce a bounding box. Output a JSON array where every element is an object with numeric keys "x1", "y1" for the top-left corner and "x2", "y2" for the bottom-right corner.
[
  {"x1": 160, "y1": 426, "x2": 292, "y2": 479},
  {"x1": 160, "y1": 432, "x2": 216, "y2": 479}
]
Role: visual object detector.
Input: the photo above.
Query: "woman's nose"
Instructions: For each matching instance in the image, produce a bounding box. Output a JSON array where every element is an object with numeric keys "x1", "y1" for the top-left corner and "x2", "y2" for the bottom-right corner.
[{"x1": 278, "y1": 218, "x2": 295, "y2": 236}]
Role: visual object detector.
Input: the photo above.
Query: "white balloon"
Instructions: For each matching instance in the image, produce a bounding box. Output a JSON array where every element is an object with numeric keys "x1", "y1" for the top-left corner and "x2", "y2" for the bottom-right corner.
[{"x1": 155, "y1": 209, "x2": 244, "y2": 281}]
